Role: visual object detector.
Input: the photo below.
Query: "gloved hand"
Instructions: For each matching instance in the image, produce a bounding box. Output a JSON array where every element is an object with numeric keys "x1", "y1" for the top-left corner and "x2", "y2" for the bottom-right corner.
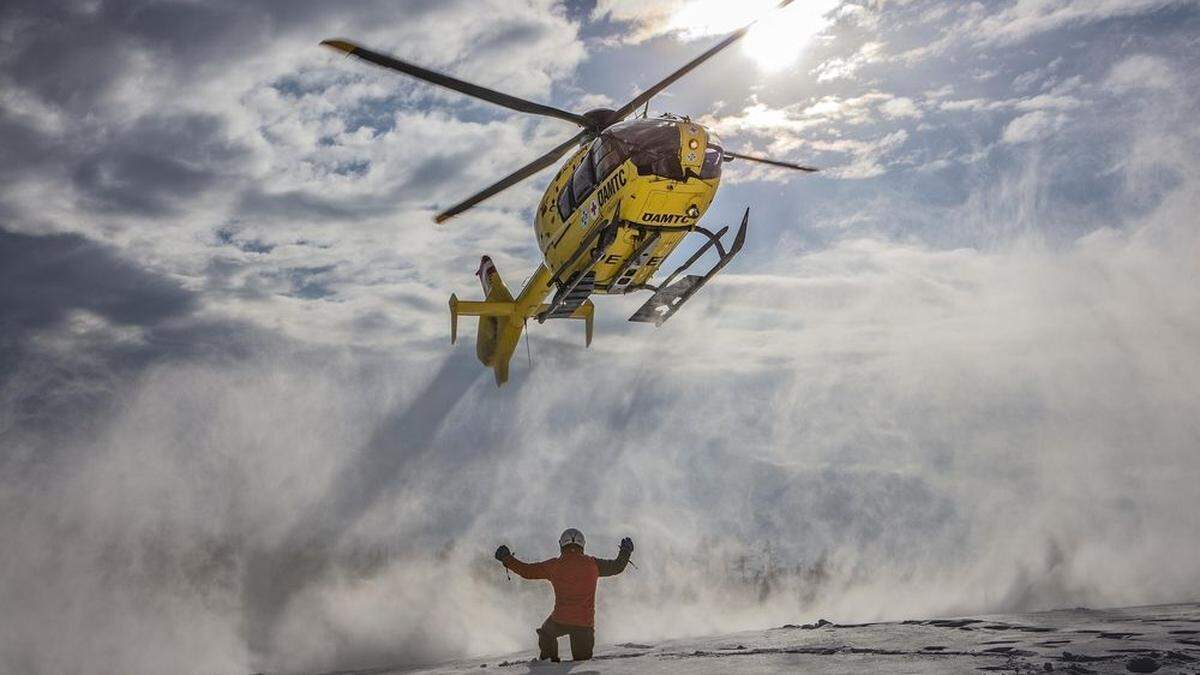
[
  {"x1": 495, "y1": 545, "x2": 511, "y2": 561},
  {"x1": 619, "y1": 537, "x2": 634, "y2": 555}
]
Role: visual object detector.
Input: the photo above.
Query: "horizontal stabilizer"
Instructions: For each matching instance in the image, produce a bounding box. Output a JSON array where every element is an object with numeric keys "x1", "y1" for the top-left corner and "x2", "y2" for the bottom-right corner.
[
  {"x1": 449, "y1": 294, "x2": 515, "y2": 344},
  {"x1": 535, "y1": 299, "x2": 595, "y2": 347}
]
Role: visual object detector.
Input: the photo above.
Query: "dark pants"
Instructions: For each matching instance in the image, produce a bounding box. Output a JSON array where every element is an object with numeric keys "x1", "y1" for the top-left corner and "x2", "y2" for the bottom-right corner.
[{"x1": 537, "y1": 617, "x2": 594, "y2": 661}]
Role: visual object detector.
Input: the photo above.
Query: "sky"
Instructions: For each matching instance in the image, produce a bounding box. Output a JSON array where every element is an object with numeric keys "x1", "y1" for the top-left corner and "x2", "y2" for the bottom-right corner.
[{"x1": 2, "y1": 1, "x2": 1200, "y2": 673}]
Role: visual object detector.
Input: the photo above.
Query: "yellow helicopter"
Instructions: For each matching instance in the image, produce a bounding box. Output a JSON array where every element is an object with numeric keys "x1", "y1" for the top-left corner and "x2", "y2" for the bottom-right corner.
[{"x1": 322, "y1": 0, "x2": 817, "y2": 386}]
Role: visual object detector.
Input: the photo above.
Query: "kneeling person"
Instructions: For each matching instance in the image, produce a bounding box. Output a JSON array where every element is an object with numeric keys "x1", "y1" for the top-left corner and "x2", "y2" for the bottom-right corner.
[{"x1": 495, "y1": 528, "x2": 633, "y2": 662}]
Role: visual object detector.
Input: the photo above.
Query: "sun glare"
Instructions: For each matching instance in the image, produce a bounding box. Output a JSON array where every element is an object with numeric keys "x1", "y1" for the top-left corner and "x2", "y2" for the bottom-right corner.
[{"x1": 665, "y1": 0, "x2": 838, "y2": 72}]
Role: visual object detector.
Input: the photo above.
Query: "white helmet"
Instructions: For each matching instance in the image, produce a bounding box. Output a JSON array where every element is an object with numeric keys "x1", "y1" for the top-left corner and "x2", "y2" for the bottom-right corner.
[{"x1": 559, "y1": 528, "x2": 585, "y2": 550}]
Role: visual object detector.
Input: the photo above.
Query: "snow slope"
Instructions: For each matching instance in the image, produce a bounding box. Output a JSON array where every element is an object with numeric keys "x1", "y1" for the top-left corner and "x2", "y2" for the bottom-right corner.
[{"x1": 311, "y1": 603, "x2": 1200, "y2": 675}]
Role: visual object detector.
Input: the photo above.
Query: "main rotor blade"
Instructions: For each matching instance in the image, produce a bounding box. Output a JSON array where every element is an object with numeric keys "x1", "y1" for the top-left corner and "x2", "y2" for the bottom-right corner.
[
  {"x1": 435, "y1": 130, "x2": 590, "y2": 223},
  {"x1": 322, "y1": 39, "x2": 590, "y2": 129},
  {"x1": 610, "y1": 0, "x2": 797, "y2": 123},
  {"x1": 724, "y1": 151, "x2": 819, "y2": 173}
]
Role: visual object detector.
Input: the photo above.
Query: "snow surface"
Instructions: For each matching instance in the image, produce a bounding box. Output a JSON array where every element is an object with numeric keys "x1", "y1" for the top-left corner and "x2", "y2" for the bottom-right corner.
[{"x1": 308, "y1": 603, "x2": 1200, "y2": 674}]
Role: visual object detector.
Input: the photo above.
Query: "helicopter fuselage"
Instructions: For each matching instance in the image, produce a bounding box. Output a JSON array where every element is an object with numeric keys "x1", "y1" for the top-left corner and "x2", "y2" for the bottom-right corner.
[{"x1": 536, "y1": 117, "x2": 721, "y2": 293}]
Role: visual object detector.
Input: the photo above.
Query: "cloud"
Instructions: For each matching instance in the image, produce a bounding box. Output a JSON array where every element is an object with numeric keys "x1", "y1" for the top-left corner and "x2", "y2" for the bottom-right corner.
[
  {"x1": 705, "y1": 91, "x2": 921, "y2": 179},
  {"x1": 970, "y1": 0, "x2": 1197, "y2": 46},
  {"x1": 880, "y1": 96, "x2": 921, "y2": 119},
  {"x1": 875, "y1": 0, "x2": 1195, "y2": 66},
  {"x1": 813, "y1": 41, "x2": 886, "y2": 82},
  {"x1": 709, "y1": 92, "x2": 907, "y2": 140},
  {"x1": 0, "y1": 229, "x2": 196, "y2": 340},
  {"x1": 819, "y1": 129, "x2": 911, "y2": 178},
  {"x1": 1001, "y1": 110, "x2": 1064, "y2": 144},
  {"x1": 591, "y1": 0, "x2": 685, "y2": 32},
  {"x1": 592, "y1": 0, "x2": 840, "y2": 60},
  {"x1": 0, "y1": 0, "x2": 589, "y2": 354},
  {"x1": 938, "y1": 92, "x2": 1083, "y2": 114},
  {"x1": 1105, "y1": 54, "x2": 1178, "y2": 92},
  {"x1": 1012, "y1": 56, "x2": 1064, "y2": 93}
]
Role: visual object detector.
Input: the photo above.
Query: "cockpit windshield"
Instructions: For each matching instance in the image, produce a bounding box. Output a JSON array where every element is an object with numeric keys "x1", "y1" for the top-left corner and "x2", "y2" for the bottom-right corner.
[
  {"x1": 700, "y1": 133, "x2": 723, "y2": 180},
  {"x1": 556, "y1": 119, "x2": 722, "y2": 221},
  {"x1": 603, "y1": 119, "x2": 684, "y2": 181}
]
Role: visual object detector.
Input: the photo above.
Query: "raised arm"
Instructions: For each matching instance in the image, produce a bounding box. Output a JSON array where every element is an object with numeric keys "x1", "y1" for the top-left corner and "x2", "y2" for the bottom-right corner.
[
  {"x1": 496, "y1": 545, "x2": 554, "y2": 580},
  {"x1": 595, "y1": 537, "x2": 634, "y2": 577}
]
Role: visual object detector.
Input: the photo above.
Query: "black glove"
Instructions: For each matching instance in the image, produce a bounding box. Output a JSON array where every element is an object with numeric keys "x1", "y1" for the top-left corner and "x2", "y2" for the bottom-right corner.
[
  {"x1": 619, "y1": 537, "x2": 634, "y2": 555},
  {"x1": 495, "y1": 545, "x2": 511, "y2": 561}
]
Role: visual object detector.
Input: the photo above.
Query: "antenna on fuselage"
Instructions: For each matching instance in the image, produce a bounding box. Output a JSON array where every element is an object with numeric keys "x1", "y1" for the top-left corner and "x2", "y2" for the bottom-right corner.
[{"x1": 523, "y1": 318, "x2": 533, "y2": 369}]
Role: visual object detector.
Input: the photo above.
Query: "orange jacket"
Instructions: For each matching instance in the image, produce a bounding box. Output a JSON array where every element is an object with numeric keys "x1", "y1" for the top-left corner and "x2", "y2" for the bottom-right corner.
[{"x1": 503, "y1": 547, "x2": 629, "y2": 628}]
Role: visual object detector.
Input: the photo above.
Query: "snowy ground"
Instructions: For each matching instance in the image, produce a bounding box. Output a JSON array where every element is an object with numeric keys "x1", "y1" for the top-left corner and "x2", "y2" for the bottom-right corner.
[{"x1": 310, "y1": 603, "x2": 1200, "y2": 675}]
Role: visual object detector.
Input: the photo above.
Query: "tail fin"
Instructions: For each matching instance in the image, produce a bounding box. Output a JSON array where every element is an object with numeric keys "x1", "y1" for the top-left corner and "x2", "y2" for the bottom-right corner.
[
  {"x1": 448, "y1": 256, "x2": 593, "y2": 386},
  {"x1": 476, "y1": 255, "x2": 512, "y2": 302},
  {"x1": 449, "y1": 256, "x2": 522, "y2": 386}
]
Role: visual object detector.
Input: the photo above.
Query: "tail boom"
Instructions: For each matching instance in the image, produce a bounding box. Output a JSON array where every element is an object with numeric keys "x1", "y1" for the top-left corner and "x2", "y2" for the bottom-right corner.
[{"x1": 449, "y1": 258, "x2": 592, "y2": 386}]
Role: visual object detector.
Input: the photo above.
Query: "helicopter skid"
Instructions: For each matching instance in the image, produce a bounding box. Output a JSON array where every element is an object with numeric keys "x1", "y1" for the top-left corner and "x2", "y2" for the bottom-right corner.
[{"x1": 628, "y1": 207, "x2": 749, "y2": 327}]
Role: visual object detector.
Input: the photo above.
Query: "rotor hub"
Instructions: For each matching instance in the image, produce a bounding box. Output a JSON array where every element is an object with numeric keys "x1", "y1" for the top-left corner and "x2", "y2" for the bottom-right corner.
[{"x1": 582, "y1": 108, "x2": 620, "y2": 132}]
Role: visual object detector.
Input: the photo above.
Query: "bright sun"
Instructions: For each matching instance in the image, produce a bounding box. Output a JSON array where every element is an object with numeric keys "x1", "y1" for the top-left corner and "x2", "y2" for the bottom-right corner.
[{"x1": 665, "y1": 0, "x2": 839, "y2": 72}]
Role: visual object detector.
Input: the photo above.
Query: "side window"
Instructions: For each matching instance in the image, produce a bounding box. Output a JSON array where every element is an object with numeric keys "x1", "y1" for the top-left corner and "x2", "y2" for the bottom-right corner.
[
  {"x1": 571, "y1": 154, "x2": 597, "y2": 206},
  {"x1": 592, "y1": 136, "x2": 625, "y2": 179},
  {"x1": 700, "y1": 144, "x2": 723, "y2": 179},
  {"x1": 556, "y1": 183, "x2": 574, "y2": 221}
]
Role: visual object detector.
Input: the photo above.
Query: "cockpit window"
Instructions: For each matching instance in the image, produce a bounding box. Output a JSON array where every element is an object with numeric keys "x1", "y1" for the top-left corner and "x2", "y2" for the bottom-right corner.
[
  {"x1": 556, "y1": 120, "x2": 700, "y2": 220},
  {"x1": 606, "y1": 120, "x2": 683, "y2": 180},
  {"x1": 592, "y1": 134, "x2": 626, "y2": 179},
  {"x1": 700, "y1": 143, "x2": 723, "y2": 179},
  {"x1": 556, "y1": 179, "x2": 574, "y2": 221},
  {"x1": 571, "y1": 151, "x2": 597, "y2": 205}
]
